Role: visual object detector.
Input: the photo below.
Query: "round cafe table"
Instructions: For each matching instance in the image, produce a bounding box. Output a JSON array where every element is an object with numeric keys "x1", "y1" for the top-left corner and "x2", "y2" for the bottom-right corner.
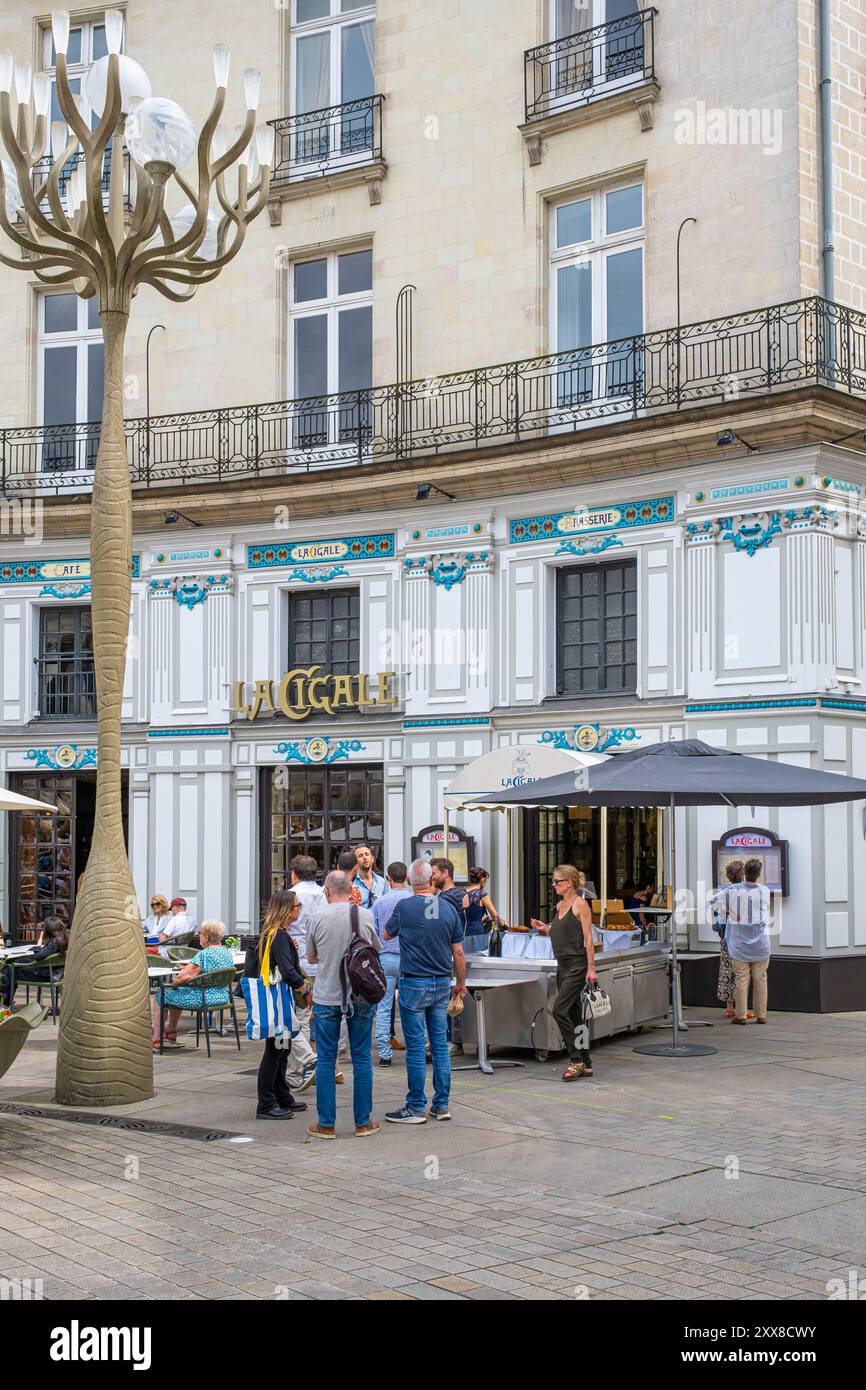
[{"x1": 452, "y1": 973, "x2": 539, "y2": 1075}]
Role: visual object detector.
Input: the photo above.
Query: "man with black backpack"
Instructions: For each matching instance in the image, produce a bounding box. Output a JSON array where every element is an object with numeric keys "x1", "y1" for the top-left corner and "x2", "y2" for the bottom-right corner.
[{"x1": 305, "y1": 870, "x2": 384, "y2": 1139}]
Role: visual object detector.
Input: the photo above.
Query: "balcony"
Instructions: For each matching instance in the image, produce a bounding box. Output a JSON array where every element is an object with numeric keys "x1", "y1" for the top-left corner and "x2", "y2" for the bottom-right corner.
[
  {"x1": 31, "y1": 147, "x2": 134, "y2": 218},
  {"x1": 2, "y1": 298, "x2": 865, "y2": 497},
  {"x1": 267, "y1": 96, "x2": 386, "y2": 214},
  {"x1": 521, "y1": 8, "x2": 659, "y2": 159}
]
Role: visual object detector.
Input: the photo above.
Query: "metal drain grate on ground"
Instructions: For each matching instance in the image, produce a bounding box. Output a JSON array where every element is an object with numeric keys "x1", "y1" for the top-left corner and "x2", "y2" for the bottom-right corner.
[{"x1": 0, "y1": 1101, "x2": 241, "y2": 1141}]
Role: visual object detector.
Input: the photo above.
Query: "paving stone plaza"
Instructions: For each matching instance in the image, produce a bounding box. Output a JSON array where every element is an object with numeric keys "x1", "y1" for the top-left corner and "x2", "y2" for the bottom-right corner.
[{"x1": 2, "y1": 1008, "x2": 865, "y2": 1303}]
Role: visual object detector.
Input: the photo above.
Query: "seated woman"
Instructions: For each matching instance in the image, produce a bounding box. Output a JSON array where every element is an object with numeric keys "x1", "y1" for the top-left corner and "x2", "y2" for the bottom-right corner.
[
  {"x1": 1, "y1": 916, "x2": 69, "y2": 1008},
  {"x1": 143, "y1": 893, "x2": 171, "y2": 937},
  {"x1": 150, "y1": 919, "x2": 234, "y2": 1048}
]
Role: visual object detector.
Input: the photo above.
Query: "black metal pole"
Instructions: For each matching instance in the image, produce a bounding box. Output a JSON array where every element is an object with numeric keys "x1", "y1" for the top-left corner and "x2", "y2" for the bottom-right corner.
[
  {"x1": 676, "y1": 218, "x2": 696, "y2": 408},
  {"x1": 145, "y1": 324, "x2": 165, "y2": 482}
]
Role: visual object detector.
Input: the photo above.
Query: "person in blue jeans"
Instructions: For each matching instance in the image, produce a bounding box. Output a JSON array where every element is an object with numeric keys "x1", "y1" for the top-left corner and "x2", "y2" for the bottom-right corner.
[
  {"x1": 305, "y1": 871, "x2": 381, "y2": 1139},
  {"x1": 383, "y1": 858, "x2": 466, "y2": 1124},
  {"x1": 372, "y1": 861, "x2": 412, "y2": 1065}
]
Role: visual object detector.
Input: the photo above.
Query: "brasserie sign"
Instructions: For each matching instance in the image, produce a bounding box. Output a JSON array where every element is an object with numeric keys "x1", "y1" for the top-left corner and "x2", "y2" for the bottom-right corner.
[{"x1": 232, "y1": 667, "x2": 398, "y2": 722}]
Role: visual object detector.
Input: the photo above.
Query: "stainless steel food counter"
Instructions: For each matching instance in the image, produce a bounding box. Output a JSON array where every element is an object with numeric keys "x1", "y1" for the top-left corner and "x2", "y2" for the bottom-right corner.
[{"x1": 459, "y1": 943, "x2": 670, "y2": 1059}]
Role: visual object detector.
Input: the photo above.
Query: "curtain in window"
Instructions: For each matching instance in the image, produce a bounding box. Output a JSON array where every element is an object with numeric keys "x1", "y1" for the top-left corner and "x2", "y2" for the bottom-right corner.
[
  {"x1": 554, "y1": 2, "x2": 592, "y2": 96},
  {"x1": 555, "y1": 1, "x2": 590, "y2": 39},
  {"x1": 296, "y1": 32, "x2": 330, "y2": 163}
]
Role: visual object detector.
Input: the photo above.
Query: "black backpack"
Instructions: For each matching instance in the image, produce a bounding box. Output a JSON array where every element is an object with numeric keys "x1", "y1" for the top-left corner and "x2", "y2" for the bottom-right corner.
[{"x1": 340, "y1": 904, "x2": 387, "y2": 1014}]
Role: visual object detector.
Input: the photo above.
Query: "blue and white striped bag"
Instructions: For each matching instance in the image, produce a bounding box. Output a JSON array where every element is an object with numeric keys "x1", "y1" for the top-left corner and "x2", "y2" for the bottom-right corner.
[{"x1": 242, "y1": 935, "x2": 298, "y2": 1040}]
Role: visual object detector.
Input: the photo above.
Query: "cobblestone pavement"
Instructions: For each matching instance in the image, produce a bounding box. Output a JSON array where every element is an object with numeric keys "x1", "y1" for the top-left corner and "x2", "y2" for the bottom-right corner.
[{"x1": 2, "y1": 1007, "x2": 866, "y2": 1300}]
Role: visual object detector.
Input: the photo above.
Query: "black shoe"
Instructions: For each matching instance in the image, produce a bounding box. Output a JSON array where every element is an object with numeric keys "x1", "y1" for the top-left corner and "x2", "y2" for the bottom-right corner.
[
  {"x1": 256, "y1": 1104, "x2": 293, "y2": 1119},
  {"x1": 278, "y1": 1096, "x2": 308, "y2": 1113},
  {"x1": 378, "y1": 1057, "x2": 392, "y2": 1067}
]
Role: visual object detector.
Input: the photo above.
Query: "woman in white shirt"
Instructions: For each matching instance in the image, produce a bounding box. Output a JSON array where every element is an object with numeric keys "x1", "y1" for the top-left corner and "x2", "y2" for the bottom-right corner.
[{"x1": 143, "y1": 894, "x2": 171, "y2": 936}]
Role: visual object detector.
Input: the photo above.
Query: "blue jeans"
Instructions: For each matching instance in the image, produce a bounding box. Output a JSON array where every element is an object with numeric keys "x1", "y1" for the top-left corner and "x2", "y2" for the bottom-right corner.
[
  {"x1": 398, "y1": 976, "x2": 451, "y2": 1114},
  {"x1": 376, "y1": 953, "x2": 400, "y2": 1059},
  {"x1": 314, "y1": 1001, "x2": 374, "y2": 1129}
]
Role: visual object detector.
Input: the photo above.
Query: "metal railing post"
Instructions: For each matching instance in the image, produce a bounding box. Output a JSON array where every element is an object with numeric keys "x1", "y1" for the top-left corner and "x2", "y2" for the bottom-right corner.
[{"x1": 1, "y1": 429, "x2": 6, "y2": 495}]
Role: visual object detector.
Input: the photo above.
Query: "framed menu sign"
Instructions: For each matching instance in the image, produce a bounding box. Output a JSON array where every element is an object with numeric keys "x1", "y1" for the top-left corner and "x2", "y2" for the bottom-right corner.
[
  {"x1": 712, "y1": 827, "x2": 789, "y2": 895},
  {"x1": 411, "y1": 824, "x2": 475, "y2": 884}
]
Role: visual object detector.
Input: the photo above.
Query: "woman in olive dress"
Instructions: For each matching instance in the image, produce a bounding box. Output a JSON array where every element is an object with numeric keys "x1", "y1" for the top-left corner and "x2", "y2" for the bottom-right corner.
[{"x1": 531, "y1": 863, "x2": 598, "y2": 1080}]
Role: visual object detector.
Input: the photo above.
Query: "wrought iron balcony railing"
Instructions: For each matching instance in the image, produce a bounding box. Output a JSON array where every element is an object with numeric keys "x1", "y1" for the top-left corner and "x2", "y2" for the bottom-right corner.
[
  {"x1": 31, "y1": 147, "x2": 134, "y2": 216},
  {"x1": 35, "y1": 656, "x2": 97, "y2": 720},
  {"x1": 2, "y1": 298, "x2": 865, "y2": 496},
  {"x1": 524, "y1": 8, "x2": 657, "y2": 122},
  {"x1": 268, "y1": 95, "x2": 385, "y2": 188}
]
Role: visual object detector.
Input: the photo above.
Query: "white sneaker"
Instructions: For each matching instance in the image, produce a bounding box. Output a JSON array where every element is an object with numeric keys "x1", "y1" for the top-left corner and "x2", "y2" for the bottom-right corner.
[{"x1": 447, "y1": 1042, "x2": 463, "y2": 1057}]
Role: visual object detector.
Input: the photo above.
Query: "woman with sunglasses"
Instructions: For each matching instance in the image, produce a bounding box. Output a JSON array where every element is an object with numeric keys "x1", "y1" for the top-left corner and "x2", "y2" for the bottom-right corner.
[
  {"x1": 531, "y1": 864, "x2": 598, "y2": 1081},
  {"x1": 143, "y1": 894, "x2": 171, "y2": 936}
]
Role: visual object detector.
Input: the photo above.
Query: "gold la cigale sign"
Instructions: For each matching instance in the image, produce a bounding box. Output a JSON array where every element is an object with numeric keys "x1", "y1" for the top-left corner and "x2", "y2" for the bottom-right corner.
[{"x1": 231, "y1": 667, "x2": 398, "y2": 722}]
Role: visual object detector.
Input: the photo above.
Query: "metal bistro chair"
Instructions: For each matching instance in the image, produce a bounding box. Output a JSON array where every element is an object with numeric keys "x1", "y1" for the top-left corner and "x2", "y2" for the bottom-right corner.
[
  {"x1": 155, "y1": 968, "x2": 241, "y2": 1058},
  {"x1": 14, "y1": 953, "x2": 66, "y2": 1026}
]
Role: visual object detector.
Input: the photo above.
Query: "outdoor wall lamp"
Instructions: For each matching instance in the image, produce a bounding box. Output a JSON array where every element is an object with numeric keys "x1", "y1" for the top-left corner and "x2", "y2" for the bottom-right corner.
[
  {"x1": 416, "y1": 482, "x2": 455, "y2": 501},
  {"x1": 163, "y1": 510, "x2": 201, "y2": 527},
  {"x1": 716, "y1": 428, "x2": 758, "y2": 453}
]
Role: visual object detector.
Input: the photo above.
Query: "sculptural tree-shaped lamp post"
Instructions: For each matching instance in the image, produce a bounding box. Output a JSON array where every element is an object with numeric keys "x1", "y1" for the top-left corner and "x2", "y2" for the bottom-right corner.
[{"x1": 0, "y1": 9, "x2": 273, "y2": 1104}]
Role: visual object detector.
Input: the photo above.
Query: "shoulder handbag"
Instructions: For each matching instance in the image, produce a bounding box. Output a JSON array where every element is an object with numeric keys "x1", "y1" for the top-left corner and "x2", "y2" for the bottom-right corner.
[
  {"x1": 241, "y1": 931, "x2": 298, "y2": 1041},
  {"x1": 582, "y1": 978, "x2": 612, "y2": 1021}
]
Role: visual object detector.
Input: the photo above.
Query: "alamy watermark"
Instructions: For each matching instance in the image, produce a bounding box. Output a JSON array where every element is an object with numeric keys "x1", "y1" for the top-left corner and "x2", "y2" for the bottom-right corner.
[{"x1": 675, "y1": 101, "x2": 783, "y2": 157}]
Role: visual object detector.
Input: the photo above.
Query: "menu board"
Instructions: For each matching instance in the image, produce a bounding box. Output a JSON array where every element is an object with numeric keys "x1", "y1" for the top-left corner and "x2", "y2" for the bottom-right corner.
[
  {"x1": 712, "y1": 827, "x2": 788, "y2": 895},
  {"x1": 411, "y1": 824, "x2": 475, "y2": 884}
]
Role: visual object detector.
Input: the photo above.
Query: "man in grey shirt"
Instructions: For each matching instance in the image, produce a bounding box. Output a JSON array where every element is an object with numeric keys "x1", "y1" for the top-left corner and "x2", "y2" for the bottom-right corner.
[{"x1": 306, "y1": 871, "x2": 381, "y2": 1140}]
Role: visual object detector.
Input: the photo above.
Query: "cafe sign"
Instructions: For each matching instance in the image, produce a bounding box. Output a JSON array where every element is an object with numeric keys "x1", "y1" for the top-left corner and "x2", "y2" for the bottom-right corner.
[
  {"x1": 509, "y1": 496, "x2": 675, "y2": 545},
  {"x1": 232, "y1": 667, "x2": 398, "y2": 722}
]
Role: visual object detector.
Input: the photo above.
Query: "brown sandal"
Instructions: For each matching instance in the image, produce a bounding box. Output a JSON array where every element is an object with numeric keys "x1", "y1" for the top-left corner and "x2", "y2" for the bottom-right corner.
[{"x1": 562, "y1": 1063, "x2": 585, "y2": 1082}]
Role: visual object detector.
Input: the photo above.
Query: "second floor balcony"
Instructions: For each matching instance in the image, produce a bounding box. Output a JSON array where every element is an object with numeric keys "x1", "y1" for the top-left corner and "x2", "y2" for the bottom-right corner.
[
  {"x1": 268, "y1": 95, "x2": 385, "y2": 199},
  {"x1": 524, "y1": 7, "x2": 657, "y2": 129},
  {"x1": 2, "y1": 297, "x2": 865, "y2": 498}
]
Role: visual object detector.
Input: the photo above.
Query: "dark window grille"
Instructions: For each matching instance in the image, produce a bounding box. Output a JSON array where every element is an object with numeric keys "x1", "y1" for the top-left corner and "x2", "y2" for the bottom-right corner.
[
  {"x1": 37, "y1": 607, "x2": 96, "y2": 719},
  {"x1": 556, "y1": 559, "x2": 637, "y2": 695},
  {"x1": 263, "y1": 764, "x2": 384, "y2": 894},
  {"x1": 288, "y1": 588, "x2": 360, "y2": 677}
]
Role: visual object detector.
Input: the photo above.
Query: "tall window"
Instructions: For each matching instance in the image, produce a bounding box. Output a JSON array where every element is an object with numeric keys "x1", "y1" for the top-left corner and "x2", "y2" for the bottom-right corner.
[
  {"x1": 37, "y1": 607, "x2": 96, "y2": 719},
  {"x1": 289, "y1": 248, "x2": 373, "y2": 448},
  {"x1": 556, "y1": 560, "x2": 637, "y2": 695},
  {"x1": 550, "y1": 182, "x2": 643, "y2": 405},
  {"x1": 38, "y1": 292, "x2": 104, "y2": 472},
  {"x1": 288, "y1": 588, "x2": 360, "y2": 676},
  {"x1": 291, "y1": 0, "x2": 376, "y2": 167},
  {"x1": 264, "y1": 764, "x2": 384, "y2": 890},
  {"x1": 42, "y1": 15, "x2": 114, "y2": 127},
  {"x1": 549, "y1": 0, "x2": 644, "y2": 97}
]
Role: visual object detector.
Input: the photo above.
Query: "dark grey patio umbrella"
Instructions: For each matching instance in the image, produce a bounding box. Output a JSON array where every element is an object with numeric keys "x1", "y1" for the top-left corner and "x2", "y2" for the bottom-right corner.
[{"x1": 478, "y1": 741, "x2": 866, "y2": 1058}]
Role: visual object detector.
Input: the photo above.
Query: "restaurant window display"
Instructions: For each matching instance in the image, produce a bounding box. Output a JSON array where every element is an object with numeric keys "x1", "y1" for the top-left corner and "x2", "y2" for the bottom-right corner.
[
  {"x1": 523, "y1": 803, "x2": 658, "y2": 920},
  {"x1": 262, "y1": 762, "x2": 383, "y2": 893},
  {"x1": 8, "y1": 772, "x2": 128, "y2": 943}
]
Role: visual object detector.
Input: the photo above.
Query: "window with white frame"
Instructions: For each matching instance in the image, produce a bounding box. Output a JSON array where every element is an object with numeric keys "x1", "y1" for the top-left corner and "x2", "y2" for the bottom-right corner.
[
  {"x1": 42, "y1": 15, "x2": 117, "y2": 129},
  {"x1": 38, "y1": 291, "x2": 104, "y2": 472},
  {"x1": 288, "y1": 248, "x2": 373, "y2": 449},
  {"x1": 549, "y1": 181, "x2": 644, "y2": 405},
  {"x1": 291, "y1": 0, "x2": 376, "y2": 168},
  {"x1": 547, "y1": 0, "x2": 644, "y2": 110}
]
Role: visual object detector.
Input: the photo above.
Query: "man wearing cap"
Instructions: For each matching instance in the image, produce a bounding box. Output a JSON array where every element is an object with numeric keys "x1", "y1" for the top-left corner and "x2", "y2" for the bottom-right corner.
[{"x1": 158, "y1": 897, "x2": 198, "y2": 945}]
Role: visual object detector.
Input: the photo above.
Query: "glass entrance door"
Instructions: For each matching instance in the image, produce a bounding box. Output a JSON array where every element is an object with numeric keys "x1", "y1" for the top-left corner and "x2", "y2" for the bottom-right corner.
[{"x1": 9, "y1": 772, "x2": 128, "y2": 943}]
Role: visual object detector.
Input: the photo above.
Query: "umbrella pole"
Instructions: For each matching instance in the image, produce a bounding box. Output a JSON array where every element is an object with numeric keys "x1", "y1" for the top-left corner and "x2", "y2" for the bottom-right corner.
[
  {"x1": 443, "y1": 806, "x2": 449, "y2": 867},
  {"x1": 506, "y1": 808, "x2": 513, "y2": 925},
  {"x1": 600, "y1": 806, "x2": 608, "y2": 927},
  {"x1": 633, "y1": 792, "x2": 717, "y2": 1058}
]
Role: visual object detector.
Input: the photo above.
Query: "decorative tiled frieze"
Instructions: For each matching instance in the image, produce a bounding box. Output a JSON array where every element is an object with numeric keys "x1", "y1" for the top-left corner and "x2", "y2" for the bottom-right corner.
[
  {"x1": 248, "y1": 534, "x2": 395, "y2": 570},
  {"x1": 403, "y1": 551, "x2": 492, "y2": 589},
  {"x1": 685, "y1": 506, "x2": 839, "y2": 556},
  {"x1": 25, "y1": 745, "x2": 97, "y2": 770},
  {"x1": 554, "y1": 533, "x2": 624, "y2": 559},
  {"x1": 510, "y1": 496, "x2": 674, "y2": 546},
  {"x1": 274, "y1": 737, "x2": 366, "y2": 765},
  {"x1": 149, "y1": 574, "x2": 232, "y2": 609}
]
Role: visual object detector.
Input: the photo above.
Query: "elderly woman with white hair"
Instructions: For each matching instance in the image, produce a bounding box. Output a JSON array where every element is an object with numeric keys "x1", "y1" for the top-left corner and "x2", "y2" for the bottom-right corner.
[{"x1": 151, "y1": 919, "x2": 234, "y2": 1049}]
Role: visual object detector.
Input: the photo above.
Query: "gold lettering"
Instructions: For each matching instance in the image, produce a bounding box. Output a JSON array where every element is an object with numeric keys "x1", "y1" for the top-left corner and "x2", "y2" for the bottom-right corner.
[
  {"x1": 376, "y1": 671, "x2": 398, "y2": 705},
  {"x1": 308, "y1": 675, "x2": 334, "y2": 716},
  {"x1": 230, "y1": 681, "x2": 252, "y2": 718},
  {"x1": 356, "y1": 673, "x2": 377, "y2": 707},
  {"x1": 331, "y1": 674, "x2": 355, "y2": 709},
  {"x1": 249, "y1": 679, "x2": 275, "y2": 721},
  {"x1": 277, "y1": 667, "x2": 317, "y2": 721}
]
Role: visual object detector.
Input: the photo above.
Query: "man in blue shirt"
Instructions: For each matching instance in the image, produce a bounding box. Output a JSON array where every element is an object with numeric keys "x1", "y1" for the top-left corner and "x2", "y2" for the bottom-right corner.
[
  {"x1": 372, "y1": 861, "x2": 412, "y2": 1067},
  {"x1": 383, "y1": 859, "x2": 466, "y2": 1123},
  {"x1": 353, "y1": 844, "x2": 387, "y2": 909}
]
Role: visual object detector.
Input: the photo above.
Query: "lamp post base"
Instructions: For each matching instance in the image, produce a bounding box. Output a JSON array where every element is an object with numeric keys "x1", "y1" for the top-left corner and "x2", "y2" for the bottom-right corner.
[{"x1": 632, "y1": 1042, "x2": 718, "y2": 1057}]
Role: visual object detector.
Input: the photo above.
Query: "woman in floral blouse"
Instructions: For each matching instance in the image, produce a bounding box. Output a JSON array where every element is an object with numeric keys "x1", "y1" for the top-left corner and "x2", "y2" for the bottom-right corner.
[{"x1": 151, "y1": 919, "x2": 234, "y2": 1048}]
